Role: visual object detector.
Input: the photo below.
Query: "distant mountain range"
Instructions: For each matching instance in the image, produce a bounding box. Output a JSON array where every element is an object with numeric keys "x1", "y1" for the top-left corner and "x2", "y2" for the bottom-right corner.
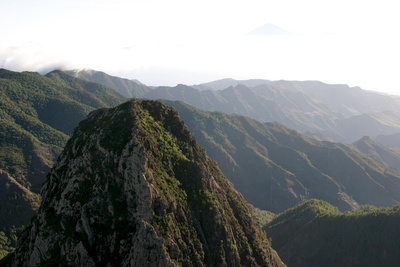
[
  {"x1": 66, "y1": 69, "x2": 151, "y2": 98},
  {"x1": 376, "y1": 132, "x2": 400, "y2": 148},
  {"x1": 191, "y1": 78, "x2": 272, "y2": 91},
  {"x1": 2, "y1": 68, "x2": 400, "y2": 264},
  {"x1": 68, "y1": 69, "x2": 400, "y2": 144},
  {"x1": 248, "y1": 23, "x2": 294, "y2": 35}
]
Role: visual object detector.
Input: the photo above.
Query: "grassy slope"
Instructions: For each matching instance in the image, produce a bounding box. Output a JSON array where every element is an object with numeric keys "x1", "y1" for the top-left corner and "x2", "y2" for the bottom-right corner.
[{"x1": 265, "y1": 199, "x2": 400, "y2": 267}]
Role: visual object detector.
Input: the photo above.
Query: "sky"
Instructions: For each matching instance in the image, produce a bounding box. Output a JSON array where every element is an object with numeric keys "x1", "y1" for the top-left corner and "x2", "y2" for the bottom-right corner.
[{"x1": 1, "y1": 0, "x2": 400, "y2": 95}]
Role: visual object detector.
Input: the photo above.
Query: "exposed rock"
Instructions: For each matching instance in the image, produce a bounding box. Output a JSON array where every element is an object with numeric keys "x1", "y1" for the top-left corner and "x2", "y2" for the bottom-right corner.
[{"x1": 11, "y1": 99, "x2": 284, "y2": 266}]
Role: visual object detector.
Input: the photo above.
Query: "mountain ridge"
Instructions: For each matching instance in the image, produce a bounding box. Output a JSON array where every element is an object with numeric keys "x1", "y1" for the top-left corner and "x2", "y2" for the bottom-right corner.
[
  {"x1": 353, "y1": 136, "x2": 400, "y2": 170},
  {"x1": 65, "y1": 69, "x2": 151, "y2": 98},
  {"x1": 159, "y1": 100, "x2": 400, "y2": 213},
  {"x1": 68, "y1": 69, "x2": 400, "y2": 143}
]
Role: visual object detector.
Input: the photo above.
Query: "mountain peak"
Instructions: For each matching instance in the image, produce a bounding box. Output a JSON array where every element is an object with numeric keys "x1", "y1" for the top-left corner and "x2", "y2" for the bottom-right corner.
[
  {"x1": 248, "y1": 23, "x2": 294, "y2": 35},
  {"x1": 11, "y1": 99, "x2": 284, "y2": 266}
]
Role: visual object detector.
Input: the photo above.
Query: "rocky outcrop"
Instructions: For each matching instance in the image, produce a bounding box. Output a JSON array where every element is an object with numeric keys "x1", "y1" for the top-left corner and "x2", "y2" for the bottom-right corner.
[{"x1": 11, "y1": 99, "x2": 284, "y2": 266}]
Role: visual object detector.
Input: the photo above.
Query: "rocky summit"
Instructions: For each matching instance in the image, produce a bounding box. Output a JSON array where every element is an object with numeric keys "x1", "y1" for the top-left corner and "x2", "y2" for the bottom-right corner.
[{"x1": 10, "y1": 99, "x2": 284, "y2": 266}]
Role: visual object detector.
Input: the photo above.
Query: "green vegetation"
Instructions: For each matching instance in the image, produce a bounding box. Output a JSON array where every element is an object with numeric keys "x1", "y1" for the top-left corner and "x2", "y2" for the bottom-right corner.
[
  {"x1": 133, "y1": 100, "x2": 282, "y2": 266},
  {"x1": 0, "y1": 69, "x2": 126, "y2": 189},
  {"x1": 6, "y1": 69, "x2": 400, "y2": 265},
  {"x1": 0, "y1": 69, "x2": 126, "y2": 258},
  {"x1": 134, "y1": 100, "x2": 238, "y2": 265},
  {"x1": 160, "y1": 100, "x2": 400, "y2": 215},
  {"x1": 253, "y1": 207, "x2": 276, "y2": 228},
  {"x1": 11, "y1": 99, "x2": 283, "y2": 266},
  {"x1": 0, "y1": 232, "x2": 13, "y2": 260},
  {"x1": 266, "y1": 199, "x2": 400, "y2": 266}
]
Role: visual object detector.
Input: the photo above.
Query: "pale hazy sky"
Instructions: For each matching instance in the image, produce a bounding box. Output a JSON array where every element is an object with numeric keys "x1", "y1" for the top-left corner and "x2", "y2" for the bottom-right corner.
[{"x1": 1, "y1": 0, "x2": 399, "y2": 95}]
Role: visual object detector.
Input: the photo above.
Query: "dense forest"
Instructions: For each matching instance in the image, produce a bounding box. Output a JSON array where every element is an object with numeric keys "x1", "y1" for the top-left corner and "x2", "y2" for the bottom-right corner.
[{"x1": 266, "y1": 199, "x2": 400, "y2": 267}]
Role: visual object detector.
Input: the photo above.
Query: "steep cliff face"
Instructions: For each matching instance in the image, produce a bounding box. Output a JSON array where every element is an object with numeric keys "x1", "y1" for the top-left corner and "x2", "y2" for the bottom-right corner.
[{"x1": 11, "y1": 99, "x2": 284, "y2": 266}]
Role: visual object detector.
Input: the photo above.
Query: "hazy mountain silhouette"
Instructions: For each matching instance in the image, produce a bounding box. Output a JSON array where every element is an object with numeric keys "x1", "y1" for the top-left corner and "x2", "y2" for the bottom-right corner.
[{"x1": 248, "y1": 23, "x2": 294, "y2": 35}]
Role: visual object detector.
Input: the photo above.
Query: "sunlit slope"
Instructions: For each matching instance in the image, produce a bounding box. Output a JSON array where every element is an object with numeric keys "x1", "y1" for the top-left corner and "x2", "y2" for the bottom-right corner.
[
  {"x1": 353, "y1": 136, "x2": 400, "y2": 171},
  {"x1": 162, "y1": 100, "x2": 400, "y2": 213},
  {"x1": 265, "y1": 199, "x2": 400, "y2": 267}
]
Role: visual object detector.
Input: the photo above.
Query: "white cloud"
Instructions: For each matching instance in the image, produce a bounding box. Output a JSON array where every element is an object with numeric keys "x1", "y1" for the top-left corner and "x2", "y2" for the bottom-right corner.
[{"x1": 0, "y1": 0, "x2": 399, "y2": 94}]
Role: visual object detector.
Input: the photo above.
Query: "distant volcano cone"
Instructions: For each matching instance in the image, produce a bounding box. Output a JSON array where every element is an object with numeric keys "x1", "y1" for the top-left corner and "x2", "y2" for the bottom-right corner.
[{"x1": 248, "y1": 23, "x2": 293, "y2": 35}]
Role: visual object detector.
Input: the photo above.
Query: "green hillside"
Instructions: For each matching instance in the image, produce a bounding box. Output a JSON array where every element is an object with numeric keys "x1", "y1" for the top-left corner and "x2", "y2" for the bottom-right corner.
[
  {"x1": 0, "y1": 69, "x2": 126, "y2": 259},
  {"x1": 0, "y1": 69, "x2": 126, "y2": 189},
  {"x1": 0, "y1": 232, "x2": 13, "y2": 261},
  {"x1": 161, "y1": 100, "x2": 400, "y2": 213},
  {"x1": 353, "y1": 136, "x2": 400, "y2": 170},
  {"x1": 265, "y1": 199, "x2": 400, "y2": 266},
  {"x1": 0, "y1": 170, "x2": 39, "y2": 259}
]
